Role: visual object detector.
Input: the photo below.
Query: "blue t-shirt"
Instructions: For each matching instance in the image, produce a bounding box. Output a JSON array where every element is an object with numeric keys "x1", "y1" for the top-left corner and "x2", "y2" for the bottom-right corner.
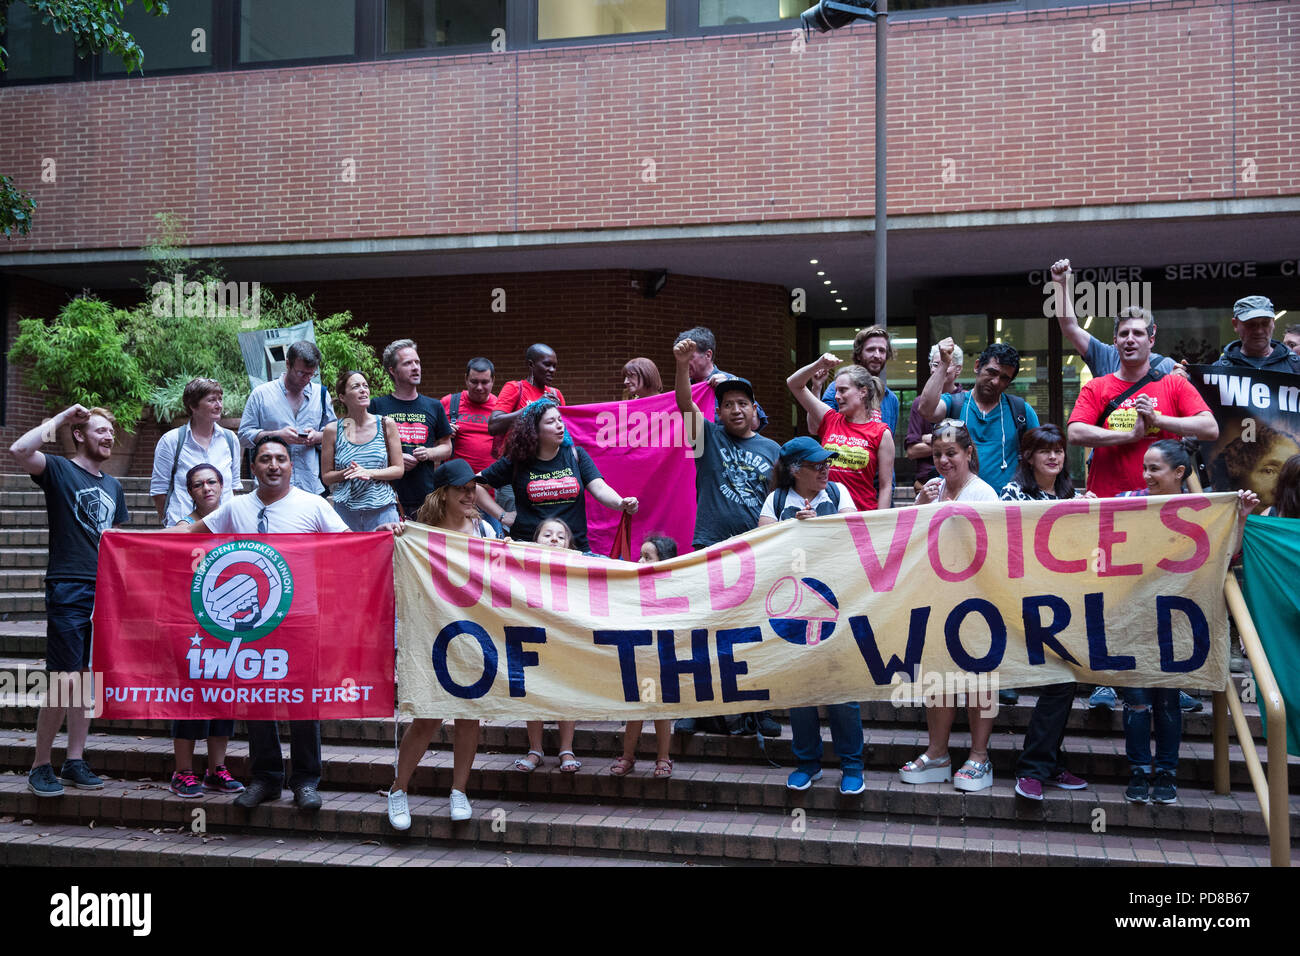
[
  {"x1": 938, "y1": 391, "x2": 1040, "y2": 491},
  {"x1": 1083, "y1": 337, "x2": 1174, "y2": 377},
  {"x1": 821, "y1": 381, "x2": 899, "y2": 438}
]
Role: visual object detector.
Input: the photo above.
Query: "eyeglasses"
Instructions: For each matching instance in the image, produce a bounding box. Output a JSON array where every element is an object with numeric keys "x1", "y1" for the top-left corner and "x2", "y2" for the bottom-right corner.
[
  {"x1": 797, "y1": 461, "x2": 832, "y2": 473},
  {"x1": 188, "y1": 478, "x2": 221, "y2": 491}
]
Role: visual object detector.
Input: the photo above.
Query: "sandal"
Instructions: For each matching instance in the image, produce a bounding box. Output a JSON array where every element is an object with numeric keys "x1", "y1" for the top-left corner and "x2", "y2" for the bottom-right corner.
[
  {"x1": 558, "y1": 751, "x2": 582, "y2": 773},
  {"x1": 609, "y1": 756, "x2": 636, "y2": 777},
  {"x1": 954, "y1": 757, "x2": 994, "y2": 793},
  {"x1": 898, "y1": 752, "x2": 952, "y2": 785},
  {"x1": 514, "y1": 750, "x2": 544, "y2": 773},
  {"x1": 653, "y1": 758, "x2": 673, "y2": 779}
]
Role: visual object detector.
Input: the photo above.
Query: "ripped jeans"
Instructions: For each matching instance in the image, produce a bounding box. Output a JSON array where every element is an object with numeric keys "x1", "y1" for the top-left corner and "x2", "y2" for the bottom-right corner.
[{"x1": 1121, "y1": 687, "x2": 1181, "y2": 776}]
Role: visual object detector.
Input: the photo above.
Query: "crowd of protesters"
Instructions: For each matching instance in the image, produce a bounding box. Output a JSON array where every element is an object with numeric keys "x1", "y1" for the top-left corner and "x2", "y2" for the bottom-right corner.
[{"x1": 10, "y1": 259, "x2": 1296, "y2": 831}]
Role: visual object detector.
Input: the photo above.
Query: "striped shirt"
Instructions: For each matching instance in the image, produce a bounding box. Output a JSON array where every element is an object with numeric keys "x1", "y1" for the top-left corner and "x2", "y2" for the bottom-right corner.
[{"x1": 331, "y1": 416, "x2": 397, "y2": 511}]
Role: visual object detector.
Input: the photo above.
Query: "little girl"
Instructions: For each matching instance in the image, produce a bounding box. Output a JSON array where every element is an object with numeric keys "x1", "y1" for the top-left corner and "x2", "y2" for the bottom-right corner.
[
  {"x1": 514, "y1": 518, "x2": 584, "y2": 773},
  {"x1": 610, "y1": 535, "x2": 679, "y2": 779}
]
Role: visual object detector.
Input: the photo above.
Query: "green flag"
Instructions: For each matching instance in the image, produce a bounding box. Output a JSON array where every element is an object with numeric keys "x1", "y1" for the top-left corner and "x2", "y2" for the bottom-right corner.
[{"x1": 1240, "y1": 515, "x2": 1300, "y2": 757}]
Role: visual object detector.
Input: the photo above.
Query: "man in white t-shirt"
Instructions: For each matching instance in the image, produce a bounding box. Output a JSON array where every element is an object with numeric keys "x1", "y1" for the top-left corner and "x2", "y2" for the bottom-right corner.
[{"x1": 184, "y1": 435, "x2": 390, "y2": 812}]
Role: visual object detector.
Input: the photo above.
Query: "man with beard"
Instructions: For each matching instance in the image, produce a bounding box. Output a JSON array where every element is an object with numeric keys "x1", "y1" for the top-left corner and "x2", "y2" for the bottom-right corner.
[
  {"x1": 369, "y1": 339, "x2": 453, "y2": 518},
  {"x1": 183, "y1": 435, "x2": 369, "y2": 812},
  {"x1": 817, "y1": 326, "x2": 899, "y2": 436},
  {"x1": 10, "y1": 405, "x2": 129, "y2": 797}
]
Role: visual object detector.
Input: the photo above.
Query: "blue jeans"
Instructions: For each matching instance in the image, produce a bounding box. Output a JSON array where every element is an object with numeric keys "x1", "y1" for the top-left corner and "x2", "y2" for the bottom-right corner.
[
  {"x1": 789, "y1": 703, "x2": 863, "y2": 774},
  {"x1": 333, "y1": 502, "x2": 399, "y2": 532},
  {"x1": 246, "y1": 720, "x2": 321, "y2": 791},
  {"x1": 1121, "y1": 687, "x2": 1181, "y2": 776}
]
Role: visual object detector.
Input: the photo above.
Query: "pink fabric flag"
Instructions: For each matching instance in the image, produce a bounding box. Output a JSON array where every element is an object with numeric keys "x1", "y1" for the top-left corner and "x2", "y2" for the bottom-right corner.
[{"x1": 563, "y1": 383, "x2": 717, "y2": 557}]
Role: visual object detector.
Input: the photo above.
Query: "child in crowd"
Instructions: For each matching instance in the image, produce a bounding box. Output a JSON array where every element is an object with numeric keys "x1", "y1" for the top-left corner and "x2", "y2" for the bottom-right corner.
[
  {"x1": 515, "y1": 518, "x2": 584, "y2": 773},
  {"x1": 610, "y1": 534, "x2": 679, "y2": 779}
]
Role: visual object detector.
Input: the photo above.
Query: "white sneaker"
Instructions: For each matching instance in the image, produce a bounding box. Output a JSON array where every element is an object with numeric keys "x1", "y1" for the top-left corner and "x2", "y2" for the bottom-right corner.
[
  {"x1": 449, "y1": 789, "x2": 472, "y2": 822},
  {"x1": 387, "y1": 789, "x2": 411, "y2": 831}
]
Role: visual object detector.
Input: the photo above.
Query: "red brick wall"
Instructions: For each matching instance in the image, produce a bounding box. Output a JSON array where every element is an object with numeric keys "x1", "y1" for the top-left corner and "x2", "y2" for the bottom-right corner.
[
  {"x1": 0, "y1": 0, "x2": 1293, "y2": 252},
  {"x1": 2, "y1": 277, "x2": 76, "y2": 447},
  {"x1": 282, "y1": 268, "x2": 797, "y2": 438}
]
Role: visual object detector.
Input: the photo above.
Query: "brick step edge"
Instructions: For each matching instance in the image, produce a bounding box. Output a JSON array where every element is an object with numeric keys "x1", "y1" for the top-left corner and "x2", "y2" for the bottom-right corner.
[
  {"x1": 0, "y1": 819, "x2": 693, "y2": 868},
  {"x1": 0, "y1": 779, "x2": 1278, "y2": 867},
  {"x1": 2, "y1": 735, "x2": 1295, "y2": 841}
]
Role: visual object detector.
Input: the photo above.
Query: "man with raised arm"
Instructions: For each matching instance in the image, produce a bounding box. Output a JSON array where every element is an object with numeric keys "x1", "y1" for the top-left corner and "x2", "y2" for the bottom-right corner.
[
  {"x1": 10, "y1": 405, "x2": 128, "y2": 797},
  {"x1": 1067, "y1": 312, "x2": 1218, "y2": 499},
  {"x1": 1048, "y1": 259, "x2": 1176, "y2": 377}
]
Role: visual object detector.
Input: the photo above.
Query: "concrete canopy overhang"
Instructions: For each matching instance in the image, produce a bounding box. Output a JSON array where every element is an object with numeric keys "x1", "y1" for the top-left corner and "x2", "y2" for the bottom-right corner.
[{"x1": 3, "y1": 198, "x2": 1297, "y2": 319}]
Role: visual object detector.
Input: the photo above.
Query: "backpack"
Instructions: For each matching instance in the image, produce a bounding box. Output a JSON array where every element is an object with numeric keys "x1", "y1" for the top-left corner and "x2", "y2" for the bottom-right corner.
[
  {"x1": 166, "y1": 424, "x2": 240, "y2": 514},
  {"x1": 949, "y1": 391, "x2": 1031, "y2": 446},
  {"x1": 773, "y1": 482, "x2": 841, "y2": 520}
]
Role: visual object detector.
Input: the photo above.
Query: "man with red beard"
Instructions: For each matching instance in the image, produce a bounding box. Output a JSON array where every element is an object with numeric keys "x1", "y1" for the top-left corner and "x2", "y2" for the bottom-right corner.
[{"x1": 10, "y1": 404, "x2": 129, "y2": 797}]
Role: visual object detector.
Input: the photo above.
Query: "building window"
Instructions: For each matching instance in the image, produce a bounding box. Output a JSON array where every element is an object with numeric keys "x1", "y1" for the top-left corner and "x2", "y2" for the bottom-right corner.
[
  {"x1": 238, "y1": 0, "x2": 355, "y2": 63},
  {"x1": 699, "y1": 1, "x2": 814, "y2": 28},
  {"x1": 2, "y1": 3, "x2": 75, "y2": 80},
  {"x1": 101, "y1": 2, "x2": 214, "y2": 74},
  {"x1": 384, "y1": 0, "x2": 506, "y2": 51},
  {"x1": 537, "y1": 0, "x2": 667, "y2": 41}
]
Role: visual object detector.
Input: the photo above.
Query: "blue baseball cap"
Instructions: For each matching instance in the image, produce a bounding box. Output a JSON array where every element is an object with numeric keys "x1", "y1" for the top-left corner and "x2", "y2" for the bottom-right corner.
[
  {"x1": 1233, "y1": 296, "x2": 1275, "y2": 322},
  {"x1": 780, "y1": 436, "x2": 835, "y2": 464}
]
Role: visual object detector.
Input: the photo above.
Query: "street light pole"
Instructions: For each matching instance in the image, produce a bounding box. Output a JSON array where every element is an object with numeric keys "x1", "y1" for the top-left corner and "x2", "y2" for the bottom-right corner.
[{"x1": 874, "y1": 0, "x2": 888, "y2": 328}]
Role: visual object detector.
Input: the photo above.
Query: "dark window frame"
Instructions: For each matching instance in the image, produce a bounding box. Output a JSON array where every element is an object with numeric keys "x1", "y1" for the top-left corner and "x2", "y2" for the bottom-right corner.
[{"x1": 375, "y1": 0, "x2": 510, "y2": 60}]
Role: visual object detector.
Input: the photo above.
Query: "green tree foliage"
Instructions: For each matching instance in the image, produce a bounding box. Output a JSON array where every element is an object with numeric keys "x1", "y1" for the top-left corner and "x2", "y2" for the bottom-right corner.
[
  {"x1": 1, "y1": 0, "x2": 169, "y2": 237},
  {"x1": 9, "y1": 296, "x2": 152, "y2": 431}
]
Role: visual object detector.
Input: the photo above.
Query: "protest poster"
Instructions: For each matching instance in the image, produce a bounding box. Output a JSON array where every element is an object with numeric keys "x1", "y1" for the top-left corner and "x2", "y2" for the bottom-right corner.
[
  {"x1": 564, "y1": 382, "x2": 716, "y2": 556},
  {"x1": 94, "y1": 531, "x2": 396, "y2": 719},
  {"x1": 1190, "y1": 364, "x2": 1300, "y2": 513},
  {"x1": 395, "y1": 494, "x2": 1240, "y2": 721}
]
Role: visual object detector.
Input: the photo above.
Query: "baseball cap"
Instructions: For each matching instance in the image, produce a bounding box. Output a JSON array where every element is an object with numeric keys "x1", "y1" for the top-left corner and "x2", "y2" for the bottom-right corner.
[
  {"x1": 1233, "y1": 296, "x2": 1276, "y2": 322},
  {"x1": 780, "y1": 436, "x2": 836, "y2": 464},
  {"x1": 432, "y1": 459, "x2": 477, "y2": 490},
  {"x1": 713, "y1": 376, "x2": 755, "y2": 402}
]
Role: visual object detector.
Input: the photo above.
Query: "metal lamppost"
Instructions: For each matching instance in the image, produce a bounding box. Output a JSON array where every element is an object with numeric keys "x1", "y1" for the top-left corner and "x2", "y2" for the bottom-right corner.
[{"x1": 801, "y1": 1, "x2": 887, "y2": 327}]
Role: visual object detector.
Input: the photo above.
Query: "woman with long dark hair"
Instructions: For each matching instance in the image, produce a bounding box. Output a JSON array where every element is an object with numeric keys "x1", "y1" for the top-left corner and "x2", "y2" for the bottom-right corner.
[
  {"x1": 999, "y1": 424, "x2": 1086, "y2": 502},
  {"x1": 477, "y1": 399, "x2": 637, "y2": 549}
]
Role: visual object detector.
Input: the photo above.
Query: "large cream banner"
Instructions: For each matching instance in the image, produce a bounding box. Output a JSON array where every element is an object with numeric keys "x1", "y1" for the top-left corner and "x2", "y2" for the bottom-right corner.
[{"x1": 394, "y1": 494, "x2": 1239, "y2": 720}]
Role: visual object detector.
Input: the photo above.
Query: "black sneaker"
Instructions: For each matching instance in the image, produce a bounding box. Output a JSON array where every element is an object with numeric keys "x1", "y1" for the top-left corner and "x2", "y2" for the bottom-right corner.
[
  {"x1": 58, "y1": 758, "x2": 104, "y2": 790},
  {"x1": 1151, "y1": 771, "x2": 1178, "y2": 804},
  {"x1": 28, "y1": 763, "x2": 64, "y2": 798},
  {"x1": 234, "y1": 779, "x2": 278, "y2": 809},
  {"x1": 674, "y1": 718, "x2": 697, "y2": 735},
  {"x1": 293, "y1": 785, "x2": 322, "y2": 812},
  {"x1": 999, "y1": 689, "x2": 1019, "y2": 705},
  {"x1": 756, "y1": 713, "x2": 781, "y2": 738},
  {"x1": 203, "y1": 765, "x2": 246, "y2": 794},
  {"x1": 1124, "y1": 770, "x2": 1150, "y2": 804}
]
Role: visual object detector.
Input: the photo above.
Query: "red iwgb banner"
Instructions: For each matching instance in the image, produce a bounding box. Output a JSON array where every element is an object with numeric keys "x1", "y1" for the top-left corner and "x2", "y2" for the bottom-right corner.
[{"x1": 93, "y1": 531, "x2": 395, "y2": 719}]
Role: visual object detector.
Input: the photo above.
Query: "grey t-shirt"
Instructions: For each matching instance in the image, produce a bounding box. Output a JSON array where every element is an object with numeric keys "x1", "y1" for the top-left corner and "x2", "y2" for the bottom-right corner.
[
  {"x1": 1083, "y1": 337, "x2": 1175, "y2": 377},
  {"x1": 691, "y1": 420, "x2": 780, "y2": 548}
]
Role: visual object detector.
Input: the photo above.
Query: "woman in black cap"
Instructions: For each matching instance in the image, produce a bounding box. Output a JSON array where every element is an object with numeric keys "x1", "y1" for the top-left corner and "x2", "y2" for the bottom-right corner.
[{"x1": 385, "y1": 459, "x2": 489, "y2": 831}]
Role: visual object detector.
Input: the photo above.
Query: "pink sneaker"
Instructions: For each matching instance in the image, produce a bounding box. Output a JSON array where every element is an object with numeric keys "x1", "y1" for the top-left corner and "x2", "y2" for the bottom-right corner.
[{"x1": 203, "y1": 765, "x2": 246, "y2": 794}]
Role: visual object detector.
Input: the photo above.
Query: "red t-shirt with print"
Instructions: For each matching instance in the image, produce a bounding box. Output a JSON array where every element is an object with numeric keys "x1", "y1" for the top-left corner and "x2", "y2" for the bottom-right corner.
[{"x1": 817, "y1": 410, "x2": 888, "y2": 511}]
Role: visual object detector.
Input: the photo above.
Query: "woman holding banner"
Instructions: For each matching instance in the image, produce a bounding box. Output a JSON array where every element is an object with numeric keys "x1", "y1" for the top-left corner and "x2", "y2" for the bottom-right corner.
[
  {"x1": 1112, "y1": 439, "x2": 1258, "y2": 805},
  {"x1": 166, "y1": 463, "x2": 245, "y2": 799},
  {"x1": 758, "y1": 438, "x2": 864, "y2": 794},
  {"x1": 901, "y1": 420, "x2": 998, "y2": 792},
  {"x1": 622, "y1": 357, "x2": 663, "y2": 400},
  {"x1": 475, "y1": 399, "x2": 638, "y2": 551},
  {"x1": 386, "y1": 460, "x2": 487, "y2": 830}
]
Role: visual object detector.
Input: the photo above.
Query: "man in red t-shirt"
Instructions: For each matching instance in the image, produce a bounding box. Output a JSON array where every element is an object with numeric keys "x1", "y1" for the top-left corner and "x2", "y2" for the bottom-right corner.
[
  {"x1": 1068, "y1": 311, "x2": 1218, "y2": 498},
  {"x1": 441, "y1": 357, "x2": 499, "y2": 475},
  {"x1": 488, "y1": 343, "x2": 566, "y2": 442}
]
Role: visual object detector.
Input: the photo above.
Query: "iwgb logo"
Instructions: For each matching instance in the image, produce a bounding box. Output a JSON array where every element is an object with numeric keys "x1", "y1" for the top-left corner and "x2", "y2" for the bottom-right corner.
[{"x1": 191, "y1": 541, "x2": 293, "y2": 643}]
